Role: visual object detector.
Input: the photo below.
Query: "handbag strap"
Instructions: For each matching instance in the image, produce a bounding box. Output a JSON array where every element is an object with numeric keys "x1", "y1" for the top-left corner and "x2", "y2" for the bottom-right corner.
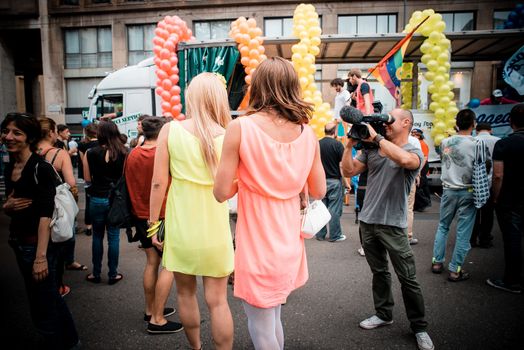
[{"x1": 474, "y1": 139, "x2": 486, "y2": 164}]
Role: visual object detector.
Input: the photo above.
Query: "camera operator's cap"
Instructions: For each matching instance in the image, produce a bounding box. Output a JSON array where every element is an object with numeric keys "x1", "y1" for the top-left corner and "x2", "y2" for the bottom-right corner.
[{"x1": 492, "y1": 89, "x2": 503, "y2": 98}]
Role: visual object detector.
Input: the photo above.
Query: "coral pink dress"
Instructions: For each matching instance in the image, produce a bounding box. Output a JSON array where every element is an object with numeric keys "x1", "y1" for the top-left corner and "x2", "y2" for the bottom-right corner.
[{"x1": 234, "y1": 117, "x2": 317, "y2": 308}]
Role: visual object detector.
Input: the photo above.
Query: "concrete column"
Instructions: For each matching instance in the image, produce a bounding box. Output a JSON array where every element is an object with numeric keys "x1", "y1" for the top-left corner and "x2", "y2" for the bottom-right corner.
[
  {"x1": 40, "y1": 0, "x2": 66, "y2": 124},
  {"x1": 112, "y1": 20, "x2": 127, "y2": 69},
  {"x1": 0, "y1": 38, "x2": 16, "y2": 119}
]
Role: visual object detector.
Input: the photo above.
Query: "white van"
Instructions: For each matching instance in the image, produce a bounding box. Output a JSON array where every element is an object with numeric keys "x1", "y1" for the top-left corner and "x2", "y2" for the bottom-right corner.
[{"x1": 88, "y1": 57, "x2": 161, "y2": 138}]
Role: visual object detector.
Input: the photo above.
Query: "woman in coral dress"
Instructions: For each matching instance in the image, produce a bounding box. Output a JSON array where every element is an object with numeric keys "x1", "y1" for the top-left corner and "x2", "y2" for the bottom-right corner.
[
  {"x1": 149, "y1": 73, "x2": 234, "y2": 350},
  {"x1": 214, "y1": 57, "x2": 326, "y2": 349}
]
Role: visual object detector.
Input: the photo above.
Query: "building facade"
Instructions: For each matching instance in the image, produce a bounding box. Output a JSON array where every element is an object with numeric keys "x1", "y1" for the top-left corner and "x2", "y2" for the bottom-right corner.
[{"x1": 0, "y1": 0, "x2": 519, "y2": 127}]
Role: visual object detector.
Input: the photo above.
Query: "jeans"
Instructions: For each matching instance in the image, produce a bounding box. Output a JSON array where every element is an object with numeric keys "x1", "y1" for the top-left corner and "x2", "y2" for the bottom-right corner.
[
  {"x1": 433, "y1": 188, "x2": 476, "y2": 273},
  {"x1": 317, "y1": 178, "x2": 343, "y2": 240},
  {"x1": 360, "y1": 222, "x2": 427, "y2": 333},
  {"x1": 89, "y1": 196, "x2": 121, "y2": 279},
  {"x1": 10, "y1": 240, "x2": 78, "y2": 349},
  {"x1": 495, "y1": 203, "x2": 524, "y2": 285}
]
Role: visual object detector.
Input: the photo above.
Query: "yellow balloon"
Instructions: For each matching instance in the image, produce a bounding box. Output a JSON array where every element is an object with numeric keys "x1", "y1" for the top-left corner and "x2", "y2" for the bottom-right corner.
[
  {"x1": 421, "y1": 54, "x2": 432, "y2": 65},
  {"x1": 439, "y1": 96, "x2": 451, "y2": 105},
  {"x1": 425, "y1": 71, "x2": 436, "y2": 81},
  {"x1": 426, "y1": 60, "x2": 438, "y2": 71},
  {"x1": 434, "y1": 134, "x2": 445, "y2": 146},
  {"x1": 435, "y1": 108, "x2": 445, "y2": 118},
  {"x1": 311, "y1": 36, "x2": 321, "y2": 46},
  {"x1": 309, "y1": 26, "x2": 322, "y2": 37},
  {"x1": 309, "y1": 46, "x2": 320, "y2": 56},
  {"x1": 435, "y1": 21, "x2": 446, "y2": 32},
  {"x1": 429, "y1": 102, "x2": 439, "y2": 111}
]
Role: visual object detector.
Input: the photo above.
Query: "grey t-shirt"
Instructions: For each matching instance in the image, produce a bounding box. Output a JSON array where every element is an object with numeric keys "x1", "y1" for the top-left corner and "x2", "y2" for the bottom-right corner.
[{"x1": 357, "y1": 143, "x2": 423, "y2": 229}]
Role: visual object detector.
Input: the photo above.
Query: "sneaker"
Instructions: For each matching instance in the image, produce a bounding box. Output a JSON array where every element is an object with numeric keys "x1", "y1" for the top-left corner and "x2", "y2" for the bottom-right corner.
[
  {"x1": 359, "y1": 315, "x2": 393, "y2": 330},
  {"x1": 84, "y1": 228, "x2": 92, "y2": 236},
  {"x1": 409, "y1": 238, "x2": 419, "y2": 245},
  {"x1": 415, "y1": 332, "x2": 434, "y2": 350},
  {"x1": 329, "y1": 235, "x2": 347, "y2": 242},
  {"x1": 486, "y1": 278, "x2": 522, "y2": 294},
  {"x1": 147, "y1": 320, "x2": 184, "y2": 334},
  {"x1": 357, "y1": 247, "x2": 366, "y2": 257},
  {"x1": 315, "y1": 235, "x2": 326, "y2": 241},
  {"x1": 144, "y1": 307, "x2": 176, "y2": 322}
]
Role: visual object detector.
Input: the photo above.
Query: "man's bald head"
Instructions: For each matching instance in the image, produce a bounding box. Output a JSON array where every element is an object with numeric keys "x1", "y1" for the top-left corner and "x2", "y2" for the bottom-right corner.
[
  {"x1": 391, "y1": 108, "x2": 414, "y2": 126},
  {"x1": 324, "y1": 122, "x2": 337, "y2": 136}
]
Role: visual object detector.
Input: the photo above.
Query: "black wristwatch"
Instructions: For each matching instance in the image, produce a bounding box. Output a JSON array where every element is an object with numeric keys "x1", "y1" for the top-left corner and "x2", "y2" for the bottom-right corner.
[{"x1": 374, "y1": 134, "x2": 385, "y2": 144}]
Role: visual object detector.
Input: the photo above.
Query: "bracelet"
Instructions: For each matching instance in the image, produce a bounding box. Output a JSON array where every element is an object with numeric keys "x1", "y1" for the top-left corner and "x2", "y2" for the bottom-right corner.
[
  {"x1": 374, "y1": 134, "x2": 385, "y2": 144},
  {"x1": 147, "y1": 220, "x2": 160, "y2": 227},
  {"x1": 34, "y1": 259, "x2": 47, "y2": 264}
]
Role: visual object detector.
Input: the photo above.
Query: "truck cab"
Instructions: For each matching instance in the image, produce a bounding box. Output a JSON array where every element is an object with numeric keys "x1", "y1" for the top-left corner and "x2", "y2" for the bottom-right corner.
[{"x1": 88, "y1": 57, "x2": 161, "y2": 138}]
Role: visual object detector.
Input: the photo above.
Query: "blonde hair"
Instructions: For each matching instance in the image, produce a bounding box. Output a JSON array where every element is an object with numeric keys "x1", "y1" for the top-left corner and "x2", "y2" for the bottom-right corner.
[
  {"x1": 38, "y1": 117, "x2": 57, "y2": 141},
  {"x1": 247, "y1": 57, "x2": 313, "y2": 124},
  {"x1": 185, "y1": 72, "x2": 232, "y2": 177}
]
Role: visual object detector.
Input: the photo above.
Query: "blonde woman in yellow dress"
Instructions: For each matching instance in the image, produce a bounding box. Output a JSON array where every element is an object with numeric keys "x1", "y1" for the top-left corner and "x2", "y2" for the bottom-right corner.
[{"x1": 148, "y1": 73, "x2": 234, "y2": 350}]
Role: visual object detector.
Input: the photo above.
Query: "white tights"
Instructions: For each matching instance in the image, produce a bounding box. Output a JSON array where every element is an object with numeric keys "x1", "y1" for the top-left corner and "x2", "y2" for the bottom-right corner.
[{"x1": 242, "y1": 301, "x2": 284, "y2": 350}]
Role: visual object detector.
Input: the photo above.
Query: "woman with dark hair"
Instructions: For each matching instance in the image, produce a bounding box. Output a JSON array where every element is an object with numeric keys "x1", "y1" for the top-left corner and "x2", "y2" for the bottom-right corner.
[
  {"x1": 214, "y1": 57, "x2": 326, "y2": 349},
  {"x1": 78, "y1": 123, "x2": 98, "y2": 236},
  {"x1": 37, "y1": 117, "x2": 85, "y2": 298},
  {"x1": 83, "y1": 120, "x2": 127, "y2": 284},
  {"x1": 1, "y1": 112, "x2": 79, "y2": 348}
]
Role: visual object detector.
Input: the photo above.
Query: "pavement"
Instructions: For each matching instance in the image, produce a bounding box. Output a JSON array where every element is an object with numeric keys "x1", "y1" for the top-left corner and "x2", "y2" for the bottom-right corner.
[{"x1": 1, "y1": 183, "x2": 523, "y2": 350}]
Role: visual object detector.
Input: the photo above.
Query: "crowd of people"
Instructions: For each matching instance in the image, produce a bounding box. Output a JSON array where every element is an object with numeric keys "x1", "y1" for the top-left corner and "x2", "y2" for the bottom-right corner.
[{"x1": 1, "y1": 56, "x2": 523, "y2": 350}]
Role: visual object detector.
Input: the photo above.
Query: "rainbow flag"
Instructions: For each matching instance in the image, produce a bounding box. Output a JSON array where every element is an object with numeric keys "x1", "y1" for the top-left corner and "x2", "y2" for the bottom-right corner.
[{"x1": 368, "y1": 16, "x2": 429, "y2": 106}]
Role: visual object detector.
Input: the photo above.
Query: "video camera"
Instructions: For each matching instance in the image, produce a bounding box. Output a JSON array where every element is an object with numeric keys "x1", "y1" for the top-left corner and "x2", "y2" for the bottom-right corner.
[{"x1": 339, "y1": 105, "x2": 395, "y2": 150}]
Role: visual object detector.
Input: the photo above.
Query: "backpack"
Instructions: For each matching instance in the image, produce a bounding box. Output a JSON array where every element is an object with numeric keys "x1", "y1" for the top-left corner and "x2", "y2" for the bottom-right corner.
[{"x1": 34, "y1": 162, "x2": 79, "y2": 243}]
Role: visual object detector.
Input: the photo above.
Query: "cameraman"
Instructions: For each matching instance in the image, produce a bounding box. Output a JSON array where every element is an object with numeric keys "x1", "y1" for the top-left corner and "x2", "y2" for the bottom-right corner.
[{"x1": 341, "y1": 109, "x2": 433, "y2": 350}]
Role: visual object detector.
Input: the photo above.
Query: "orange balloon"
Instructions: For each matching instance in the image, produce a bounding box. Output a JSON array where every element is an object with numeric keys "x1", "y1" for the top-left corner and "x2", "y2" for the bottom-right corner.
[
  {"x1": 160, "y1": 59, "x2": 171, "y2": 71},
  {"x1": 249, "y1": 59, "x2": 258, "y2": 68},
  {"x1": 162, "y1": 79, "x2": 172, "y2": 91},
  {"x1": 169, "y1": 74, "x2": 179, "y2": 85},
  {"x1": 248, "y1": 39, "x2": 259, "y2": 50},
  {"x1": 247, "y1": 18, "x2": 257, "y2": 28},
  {"x1": 240, "y1": 46, "x2": 249, "y2": 56},
  {"x1": 245, "y1": 75, "x2": 252, "y2": 84},
  {"x1": 241, "y1": 57, "x2": 250, "y2": 66},
  {"x1": 160, "y1": 48, "x2": 170, "y2": 59},
  {"x1": 161, "y1": 91, "x2": 171, "y2": 102},
  {"x1": 249, "y1": 49, "x2": 260, "y2": 59},
  {"x1": 156, "y1": 69, "x2": 168, "y2": 80},
  {"x1": 258, "y1": 46, "x2": 265, "y2": 54},
  {"x1": 239, "y1": 22, "x2": 249, "y2": 33},
  {"x1": 238, "y1": 91, "x2": 250, "y2": 110}
]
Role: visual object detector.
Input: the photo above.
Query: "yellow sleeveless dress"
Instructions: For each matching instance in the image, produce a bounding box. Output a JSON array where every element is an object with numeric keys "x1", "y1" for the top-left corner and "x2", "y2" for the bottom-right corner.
[{"x1": 162, "y1": 121, "x2": 234, "y2": 277}]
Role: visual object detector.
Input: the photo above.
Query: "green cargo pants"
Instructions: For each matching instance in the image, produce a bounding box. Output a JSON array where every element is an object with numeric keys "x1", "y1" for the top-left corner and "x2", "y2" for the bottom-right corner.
[{"x1": 360, "y1": 221, "x2": 428, "y2": 333}]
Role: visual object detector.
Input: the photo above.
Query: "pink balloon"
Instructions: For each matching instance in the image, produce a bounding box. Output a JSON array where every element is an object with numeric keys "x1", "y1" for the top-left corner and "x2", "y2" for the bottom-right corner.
[
  {"x1": 157, "y1": 21, "x2": 166, "y2": 29},
  {"x1": 171, "y1": 85, "x2": 181, "y2": 95},
  {"x1": 161, "y1": 91, "x2": 171, "y2": 102},
  {"x1": 173, "y1": 25, "x2": 181, "y2": 34},
  {"x1": 164, "y1": 112, "x2": 173, "y2": 118},
  {"x1": 160, "y1": 48, "x2": 171, "y2": 59},
  {"x1": 160, "y1": 59, "x2": 171, "y2": 71},
  {"x1": 162, "y1": 79, "x2": 173, "y2": 91},
  {"x1": 170, "y1": 95, "x2": 181, "y2": 106},
  {"x1": 156, "y1": 69, "x2": 168, "y2": 81},
  {"x1": 161, "y1": 101, "x2": 171, "y2": 111},
  {"x1": 169, "y1": 56, "x2": 178, "y2": 66},
  {"x1": 164, "y1": 40, "x2": 176, "y2": 52},
  {"x1": 152, "y1": 36, "x2": 165, "y2": 46},
  {"x1": 169, "y1": 66, "x2": 179, "y2": 75},
  {"x1": 154, "y1": 57, "x2": 161, "y2": 66},
  {"x1": 170, "y1": 74, "x2": 179, "y2": 85},
  {"x1": 176, "y1": 114, "x2": 185, "y2": 121},
  {"x1": 153, "y1": 45, "x2": 162, "y2": 56},
  {"x1": 171, "y1": 105, "x2": 181, "y2": 116},
  {"x1": 155, "y1": 87, "x2": 164, "y2": 96}
]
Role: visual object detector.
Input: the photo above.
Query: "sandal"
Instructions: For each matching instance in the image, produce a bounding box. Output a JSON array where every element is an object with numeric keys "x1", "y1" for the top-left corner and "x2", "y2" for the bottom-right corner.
[
  {"x1": 108, "y1": 273, "x2": 124, "y2": 285},
  {"x1": 448, "y1": 270, "x2": 470, "y2": 282},
  {"x1": 66, "y1": 262, "x2": 88, "y2": 271},
  {"x1": 431, "y1": 262, "x2": 443, "y2": 274},
  {"x1": 86, "y1": 274, "x2": 101, "y2": 284}
]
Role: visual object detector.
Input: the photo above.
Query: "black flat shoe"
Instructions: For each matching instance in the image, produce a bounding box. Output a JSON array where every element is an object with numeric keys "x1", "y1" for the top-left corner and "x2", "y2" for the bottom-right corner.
[
  {"x1": 108, "y1": 273, "x2": 124, "y2": 285},
  {"x1": 86, "y1": 274, "x2": 101, "y2": 284},
  {"x1": 147, "y1": 320, "x2": 184, "y2": 334}
]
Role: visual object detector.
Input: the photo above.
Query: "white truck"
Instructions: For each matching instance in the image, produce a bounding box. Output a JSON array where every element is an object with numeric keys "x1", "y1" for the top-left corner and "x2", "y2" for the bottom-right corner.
[{"x1": 88, "y1": 57, "x2": 161, "y2": 139}]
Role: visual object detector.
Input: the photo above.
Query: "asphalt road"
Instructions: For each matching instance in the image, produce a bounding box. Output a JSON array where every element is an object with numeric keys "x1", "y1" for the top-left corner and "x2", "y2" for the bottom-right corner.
[{"x1": 1, "y1": 184, "x2": 523, "y2": 350}]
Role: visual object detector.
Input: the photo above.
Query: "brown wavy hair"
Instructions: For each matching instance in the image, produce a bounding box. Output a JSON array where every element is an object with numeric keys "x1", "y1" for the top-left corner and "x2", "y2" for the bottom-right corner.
[
  {"x1": 246, "y1": 57, "x2": 313, "y2": 124},
  {"x1": 38, "y1": 117, "x2": 57, "y2": 141}
]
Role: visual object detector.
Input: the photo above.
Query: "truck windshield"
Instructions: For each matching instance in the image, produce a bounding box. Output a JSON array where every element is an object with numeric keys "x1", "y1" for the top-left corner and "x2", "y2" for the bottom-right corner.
[{"x1": 95, "y1": 94, "x2": 123, "y2": 120}]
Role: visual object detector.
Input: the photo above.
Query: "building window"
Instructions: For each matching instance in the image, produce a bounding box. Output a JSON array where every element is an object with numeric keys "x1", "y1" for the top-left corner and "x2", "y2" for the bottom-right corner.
[
  {"x1": 264, "y1": 17, "x2": 294, "y2": 37},
  {"x1": 61, "y1": 0, "x2": 79, "y2": 5},
  {"x1": 194, "y1": 20, "x2": 233, "y2": 40},
  {"x1": 493, "y1": 10, "x2": 511, "y2": 29},
  {"x1": 64, "y1": 27, "x2": 112, "y2": 69},
  {"x1": 92, "y1": 0, "x2": 111, "y2": 3},
  {"x1": 338, "y1": 14, "x2": 396, "y2": 35},
  {"x1": 441, "y1": 12, "x2": 475, "y2": 31},
  {"x1": 128, "y1": 24, "x2": 156, "y2": 65}
]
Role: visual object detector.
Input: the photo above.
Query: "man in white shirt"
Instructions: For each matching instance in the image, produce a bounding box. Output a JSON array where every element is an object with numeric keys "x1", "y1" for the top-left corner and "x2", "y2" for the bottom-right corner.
[
  {"x1": 331, "y1": 78, "x2": 351, "y2": 139},
  {"x1": 471, "y1": 123, "x2": 499, "y2": 248},
  {"x1": 407, "y1": 134, "x2": 422, "y2": 245}
]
